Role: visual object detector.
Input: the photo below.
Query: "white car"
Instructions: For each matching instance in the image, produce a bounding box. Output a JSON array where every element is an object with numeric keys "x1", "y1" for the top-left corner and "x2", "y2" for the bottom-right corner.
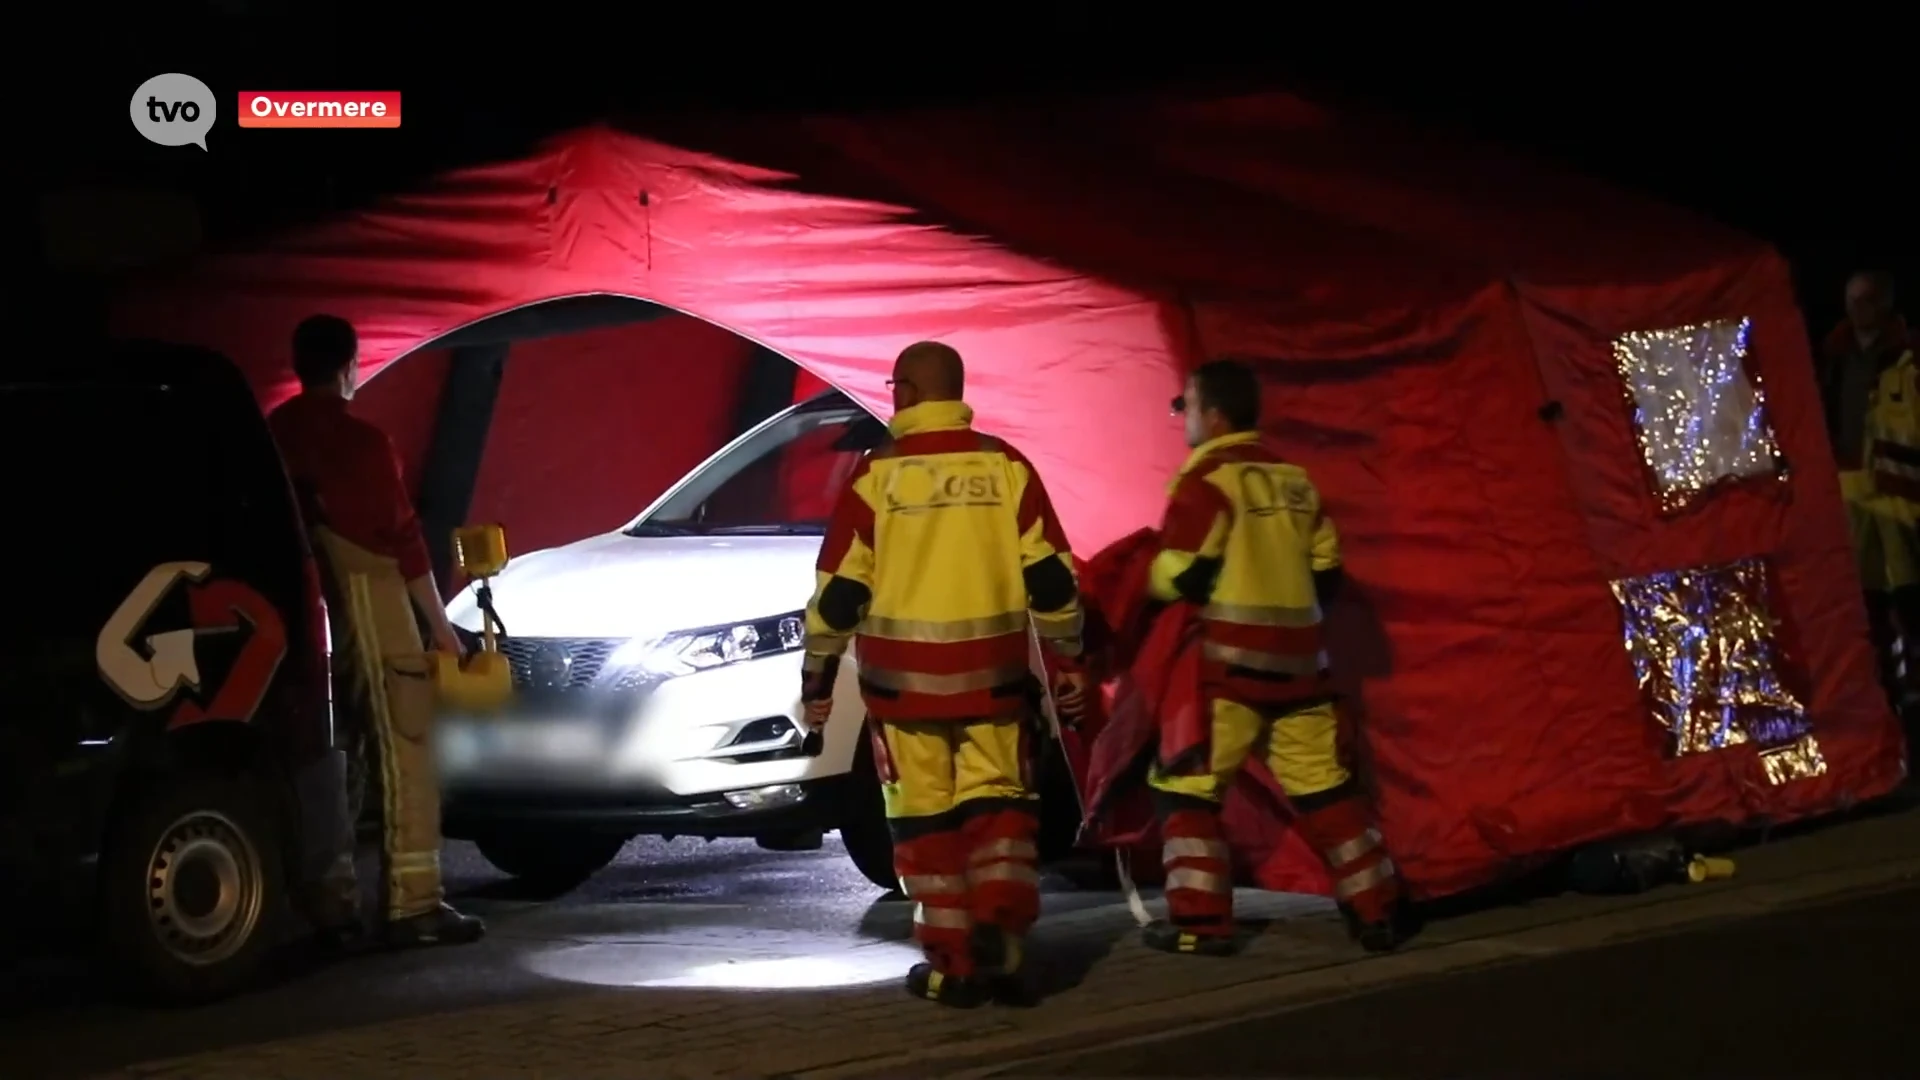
[{"x1": 438, "y1": 391, "x2": 1079, "y2": 890}]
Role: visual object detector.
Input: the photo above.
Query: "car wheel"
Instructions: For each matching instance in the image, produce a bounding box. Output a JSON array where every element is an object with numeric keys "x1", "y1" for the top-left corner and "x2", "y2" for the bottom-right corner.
[
  {"x1": 98, "y1": 769, "x2": 284, "y2": 1005},
  {"x1": 475, "y1": 830, "x2": 628, "y2": 890},
  {"x1": 1033, "y1": 733, "x2": 1124, "y2": 890},
  {"x1": 839, "y1": 734, "x2": 901, "y2": 892},
  {"x1": 1035, "y1": 735, "x2": 1084, "y2": 864}
]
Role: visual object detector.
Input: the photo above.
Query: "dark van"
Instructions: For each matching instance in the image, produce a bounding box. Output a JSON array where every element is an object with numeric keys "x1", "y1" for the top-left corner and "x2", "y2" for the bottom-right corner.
[{"x1": 0, "y1": 340, "x2": 334, "y2": 1004}]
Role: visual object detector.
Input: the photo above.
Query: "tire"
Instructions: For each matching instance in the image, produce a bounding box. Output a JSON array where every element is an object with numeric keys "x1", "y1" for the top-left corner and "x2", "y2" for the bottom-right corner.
[
  {"x1": 475, "y1": 830, "x2": 627, "y2": 890},
  {"x1": 838, "y1": 736, "x2": 901, "y2": 892},
  {"x1": 1035, "y1": 733, "x2": 1123, "y2": 890},
  {"x1": 836, "y1": 728, "x2": 1096, "y2": 892},
  {"x1": 97, "y1": 769, "x2": 285, "y2": 1006},
  {"x1": 1034, "y1": 735, "x2": 1083, "y2": 865},
  {"x1": 1050, "y1": 850, "x2": 1124, "y2": 891}
]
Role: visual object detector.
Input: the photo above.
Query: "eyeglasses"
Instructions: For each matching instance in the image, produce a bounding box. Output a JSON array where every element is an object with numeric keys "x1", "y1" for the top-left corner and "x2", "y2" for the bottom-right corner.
[
  {"x1": 1170, "y1": 395, "x2": 1187, "y2": 415},
  {"x1": 888, "y1": 378, "x2": 914, "y2": 390}
]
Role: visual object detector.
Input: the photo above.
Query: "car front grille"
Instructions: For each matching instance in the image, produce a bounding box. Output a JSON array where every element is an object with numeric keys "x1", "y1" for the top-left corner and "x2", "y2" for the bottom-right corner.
[{"x1": 496, "y1": 637, "x2": 626, "y2": 691}]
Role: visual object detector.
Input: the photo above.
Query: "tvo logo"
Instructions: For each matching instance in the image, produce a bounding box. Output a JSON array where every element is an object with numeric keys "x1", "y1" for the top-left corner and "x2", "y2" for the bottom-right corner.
[{"x1": 130, "y1": 73, "x2": 217, "y2": 151}]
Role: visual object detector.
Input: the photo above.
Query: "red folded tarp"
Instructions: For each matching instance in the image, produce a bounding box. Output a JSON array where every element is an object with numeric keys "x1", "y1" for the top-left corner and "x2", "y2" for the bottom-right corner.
[
  {"x1": 1053, "y1": 528, "x2": 1334, "y2": 895},
  {"x1": 115, "y1": 91, "x2": 1907, "y2": 898}
]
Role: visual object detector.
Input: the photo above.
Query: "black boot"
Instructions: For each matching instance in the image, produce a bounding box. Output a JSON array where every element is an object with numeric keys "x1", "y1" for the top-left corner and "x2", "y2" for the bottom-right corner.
[
  {"x1": 299, "y1": 883, "x2": 369, "y2": 956},
  {"x1": 1340, "y1": 901, "x2": 1416, "y2": 953},
  {"x1": 384, "y1": 903, "x2": 486, "y2": 948},
  {"x1": 970, "y1": 924, "x2": 1042, "y2": 1007},
  {"x1": 1141, "y1": 919, "x2": 1238, "y2": 957},
  {"x1": 904, "y1": 962, "x2": 987, "y2": 1007}
]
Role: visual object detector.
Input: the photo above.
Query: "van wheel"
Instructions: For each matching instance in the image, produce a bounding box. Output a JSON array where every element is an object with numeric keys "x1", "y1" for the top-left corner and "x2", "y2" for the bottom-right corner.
[
  {"x1": 839, "y1": 735, "x2": 901, "y2": 892},
  {"x1": 475, "y1": 830, "x2": 627, "y2": 891},
  {"x1": 98, "y1": 770, "x2": 284, "y2": 1005}
]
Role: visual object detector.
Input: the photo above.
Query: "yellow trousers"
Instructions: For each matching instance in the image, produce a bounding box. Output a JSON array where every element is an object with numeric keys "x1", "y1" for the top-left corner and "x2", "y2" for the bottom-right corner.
[
  {"x1": 1148, "y1": 698, "x2": 1349, "y2": 803},
  {"x1": 874, "y1": 717, "x2": 1034, "y2": 820},
  {"x1": 872, "y1": 716, "x2": 1044, "y2": 968},
  {"x1": 315, "y1": 528, "x2": 445, "y2": 921}
]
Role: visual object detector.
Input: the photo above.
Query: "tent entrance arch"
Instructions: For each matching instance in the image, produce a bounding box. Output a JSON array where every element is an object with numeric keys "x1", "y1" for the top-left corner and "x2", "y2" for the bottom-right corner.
[
  {"x1": 315, "y1": 293, "x2": 919, "y2": 894},
  {"x1": 353, "y1": 294, "x2": 841, "y2": 587}
]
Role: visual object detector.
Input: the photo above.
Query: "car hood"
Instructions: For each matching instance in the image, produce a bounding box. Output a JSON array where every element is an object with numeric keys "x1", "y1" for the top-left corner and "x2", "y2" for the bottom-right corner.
[{"x1": 448, "y1": 530, "x2": 825, "y2": 640}]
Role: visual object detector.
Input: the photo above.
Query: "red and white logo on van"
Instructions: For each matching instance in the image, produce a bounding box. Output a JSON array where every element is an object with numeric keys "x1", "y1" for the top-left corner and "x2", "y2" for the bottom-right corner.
[{"x1": 97, "y1": 561, "x2": 288, "y2": 730}]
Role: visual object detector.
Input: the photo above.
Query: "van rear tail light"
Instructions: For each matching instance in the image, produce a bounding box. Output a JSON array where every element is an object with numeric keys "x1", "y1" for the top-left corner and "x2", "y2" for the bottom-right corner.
[{"x1": 302, "y1": 555, "x2": 335, "y2": 740}]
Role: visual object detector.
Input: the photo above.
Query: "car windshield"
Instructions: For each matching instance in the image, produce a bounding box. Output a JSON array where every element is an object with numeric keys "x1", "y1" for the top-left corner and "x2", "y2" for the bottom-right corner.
[{"x1": 630, "y1": 398, "x2": 887, "y2": 536}]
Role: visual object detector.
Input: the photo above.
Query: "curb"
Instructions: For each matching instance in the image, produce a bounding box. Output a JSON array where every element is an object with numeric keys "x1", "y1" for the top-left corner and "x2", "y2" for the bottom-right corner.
[{"x1": 795, "y1": 855, "x2": 1920, "y2": 1079}]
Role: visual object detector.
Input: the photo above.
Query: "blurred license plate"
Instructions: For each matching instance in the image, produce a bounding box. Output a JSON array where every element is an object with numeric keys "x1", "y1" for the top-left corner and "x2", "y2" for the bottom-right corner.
[{"x1": 484, "y1": 719, "x2": 602, "y2": 762}]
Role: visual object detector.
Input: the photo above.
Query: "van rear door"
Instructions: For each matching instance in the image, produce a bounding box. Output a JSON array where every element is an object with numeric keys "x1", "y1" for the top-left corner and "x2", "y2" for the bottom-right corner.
[
  {"x1": 0, "y1": 381, "x2": 220, "y2": 870},
  {"x1": 0, "y1": 370, "x2": 317, "y2": 870}
]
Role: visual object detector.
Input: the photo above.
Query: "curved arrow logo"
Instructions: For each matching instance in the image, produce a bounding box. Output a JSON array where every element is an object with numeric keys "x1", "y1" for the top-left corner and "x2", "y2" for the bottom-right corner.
[
  {"x1": 171, "y1": 577, "x2": 287, "y2": 730},
  {"x1": 98, "y1": 561, "x2": 212, "y2": 709},
  {"x1": 96, "y1": 562, "x2": 289, "y2": 730}
]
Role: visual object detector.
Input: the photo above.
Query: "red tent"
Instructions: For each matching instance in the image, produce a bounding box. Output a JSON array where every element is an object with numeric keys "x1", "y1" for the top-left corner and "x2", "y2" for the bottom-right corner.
[{"x1": 114, "y1": 93, "x2": 1907, "y2": 898}]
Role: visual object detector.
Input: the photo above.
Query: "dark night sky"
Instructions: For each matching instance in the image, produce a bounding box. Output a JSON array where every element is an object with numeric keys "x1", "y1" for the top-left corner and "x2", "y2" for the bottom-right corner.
[{"x1": 35, "y1": 12, "x2": 1913, "y2": 337}]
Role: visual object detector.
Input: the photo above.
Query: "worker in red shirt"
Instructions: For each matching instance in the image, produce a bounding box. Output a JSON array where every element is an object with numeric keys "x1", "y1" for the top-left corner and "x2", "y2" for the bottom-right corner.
[
  {"x1": 267, "y1": 314, "x2": 484, "y2": 949},
  {"x1": 801, "y1": 342, "x2": 1087, "y2": 1007}
]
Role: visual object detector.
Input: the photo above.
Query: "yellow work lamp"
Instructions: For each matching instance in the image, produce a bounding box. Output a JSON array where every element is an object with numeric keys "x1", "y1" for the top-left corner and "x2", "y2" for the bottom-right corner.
[{"x1": 434, "y1": 523, "x2": 514, "y2": 711}]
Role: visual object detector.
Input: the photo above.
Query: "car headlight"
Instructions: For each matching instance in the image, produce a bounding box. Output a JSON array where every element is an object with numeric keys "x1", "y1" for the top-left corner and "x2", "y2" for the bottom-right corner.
[{"x1": 604, "y1": 611, "x2": 808, "y2": 685}]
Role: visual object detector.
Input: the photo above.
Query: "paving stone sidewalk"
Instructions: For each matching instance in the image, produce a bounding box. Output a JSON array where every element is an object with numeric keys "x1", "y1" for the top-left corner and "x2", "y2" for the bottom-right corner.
[{"x1": 100, "y1": 800, "x2": 1920, "y2": 1080}]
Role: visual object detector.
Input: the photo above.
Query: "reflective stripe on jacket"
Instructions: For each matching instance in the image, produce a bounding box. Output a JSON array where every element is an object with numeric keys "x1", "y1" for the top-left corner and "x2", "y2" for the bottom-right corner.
[
  {"x1": 1867, "y1": 348, "x2": 1920, "y2": 505},
  {"x1": 1148, "y1": 431, "x2": 1337, "y2": 708},
  {"x1": 803, "y1": 399, "x2": 1082, "y2": 721}
]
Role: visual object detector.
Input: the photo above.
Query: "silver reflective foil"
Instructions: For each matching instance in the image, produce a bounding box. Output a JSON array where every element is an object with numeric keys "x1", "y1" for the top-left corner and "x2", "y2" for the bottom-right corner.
[
  {"x1": 1608, "y1": 558, "x2": 1813, "y2": 764},
  {"x1": 1612, "y1": 317, "x2": 1787, "y2": 513}
]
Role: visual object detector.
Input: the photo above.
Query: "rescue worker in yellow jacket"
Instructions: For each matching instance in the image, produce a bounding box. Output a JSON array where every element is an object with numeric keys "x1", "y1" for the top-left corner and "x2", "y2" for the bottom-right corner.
[
  {"x1": 1853, "y1": 341, "x2": 1920, "y2": 704},
  {"x1": 1823, "y1": 271, "x2": 1918, "y2": 708},
  {"x1": 802, "y1": 341, "x2": 1087, "y2": 1007},
  {"x1": 1144, "y1": 359, "x2": 1408, "y2": 955}
]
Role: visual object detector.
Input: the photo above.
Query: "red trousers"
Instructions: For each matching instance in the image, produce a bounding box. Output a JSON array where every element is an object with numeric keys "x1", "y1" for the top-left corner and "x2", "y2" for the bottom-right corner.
[
  {"x1": 1153, "y1": 698, "x2": 1400, "y2": 934},
  {"x1": 871, "y1": 716, "x2": 1043, "y2": 976}
]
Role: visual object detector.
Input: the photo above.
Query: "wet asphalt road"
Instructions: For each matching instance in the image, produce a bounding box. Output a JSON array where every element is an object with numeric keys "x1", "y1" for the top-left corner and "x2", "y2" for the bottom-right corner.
[
  {"x1": 12, "y1": 838, "x2": 1914, "y2": 1080},
  {"x1": 1021, "y1": 882, "x2": 1920, "y2": 1079},
  {"x1": 0, "y1": 835, "x2": 1115, "y2": 1080}
]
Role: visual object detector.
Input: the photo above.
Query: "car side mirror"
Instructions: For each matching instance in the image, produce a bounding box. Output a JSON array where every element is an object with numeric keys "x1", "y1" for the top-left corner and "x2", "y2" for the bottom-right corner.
[{"x1": 832, "y1": 416, "x2": 888, "y2": 452}]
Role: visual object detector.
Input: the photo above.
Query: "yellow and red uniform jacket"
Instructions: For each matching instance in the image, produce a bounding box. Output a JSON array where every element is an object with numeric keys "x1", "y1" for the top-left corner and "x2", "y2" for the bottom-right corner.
[
  {"x1": 1862, "y1": 342, "x2": 1920, "y2": 507},
  {"x1": 1819, "y1": 314, "x2": 1912, "y2": 473},
  {"x1": 1148, "y1": 431, "x2": 1339, "y2": 708},
  {"x1": 803, "y1": 399, "x2": 1083, "y2": 722}
]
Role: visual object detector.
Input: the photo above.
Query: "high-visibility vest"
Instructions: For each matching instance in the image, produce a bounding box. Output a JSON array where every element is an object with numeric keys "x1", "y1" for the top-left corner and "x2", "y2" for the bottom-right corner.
[
  {"x1": 1865, "y1": 348, "x2": 1920, "y2": 507},
  {"x1": 804, "y1": 399, "x2": 1082, "y2": 721},
  {"x1": 1151, "y1": 431, "x2": 1338, "y2": 708}
]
